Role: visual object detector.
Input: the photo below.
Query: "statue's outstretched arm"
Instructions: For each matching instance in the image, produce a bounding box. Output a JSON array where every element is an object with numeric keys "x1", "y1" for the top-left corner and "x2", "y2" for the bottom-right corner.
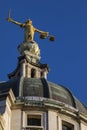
[
  {"x1": 7, "y1": 17, "x2": 25, "y2": 27},
  {"x1": 35, "y1": 28, "x2": 49, "y2": 34},
  {"x1": 35, "y1": 28, "x2": 49, "y2": 35}
]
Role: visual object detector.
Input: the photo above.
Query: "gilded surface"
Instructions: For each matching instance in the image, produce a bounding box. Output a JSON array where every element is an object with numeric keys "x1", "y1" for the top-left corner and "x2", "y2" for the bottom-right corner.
[{"x1": 7, "y1": 17, "x2": 49, "y2": 42}]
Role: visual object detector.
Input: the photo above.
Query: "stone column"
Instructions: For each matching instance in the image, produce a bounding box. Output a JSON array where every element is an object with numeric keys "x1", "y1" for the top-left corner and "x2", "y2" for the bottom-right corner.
[
  {"x1": 43, "y1": 70, "x2": 47, "y2": 79},
  {"x1": 20, "y1": 60, "x2": 26, "y2": 77},
  {"x1": 57, "y1": 115, "x2": 62, "y2": 130},
  {"x1": 26, "y1": 63, "x2": 31, "y2": 78},
  {"x1": 35, "y1": 70, "x2": 40, "y2": 78},
  {"x1": 48, "y1": 111, "x2": 58, "y2": 130}
]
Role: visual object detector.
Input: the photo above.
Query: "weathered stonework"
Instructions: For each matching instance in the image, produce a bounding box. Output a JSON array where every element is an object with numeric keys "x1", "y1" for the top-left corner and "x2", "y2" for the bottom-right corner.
[
  {"x1": 0, "y1": 90, "x2": 87, "y2": 130},
  {"x1": 0, "y1": 17, "x2": 87, "y2": 130}
]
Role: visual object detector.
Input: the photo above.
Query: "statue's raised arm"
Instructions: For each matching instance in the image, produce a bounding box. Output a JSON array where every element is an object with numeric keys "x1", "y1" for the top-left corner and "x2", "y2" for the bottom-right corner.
[
  {"x1": 7, "y1": 17, "x2": 24, "y2": 27},
  {"x1": 6, "y1": 10, "x2": 25, "y2": 27}
]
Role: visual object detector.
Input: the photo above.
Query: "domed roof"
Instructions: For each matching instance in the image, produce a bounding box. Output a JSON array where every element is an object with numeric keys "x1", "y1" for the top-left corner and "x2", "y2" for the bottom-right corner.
[{"x1": 0, "y1": 77, "x2": 87, "y2": 114}]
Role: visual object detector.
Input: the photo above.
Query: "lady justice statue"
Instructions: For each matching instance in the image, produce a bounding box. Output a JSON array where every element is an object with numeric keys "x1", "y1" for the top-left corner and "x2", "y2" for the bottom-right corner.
[
  {"x1": 6, "y1": 12, "x2": 50, "y2": 42},
  {"x1": 6, "y1": 11, "x2": 55, "y2": 57}
]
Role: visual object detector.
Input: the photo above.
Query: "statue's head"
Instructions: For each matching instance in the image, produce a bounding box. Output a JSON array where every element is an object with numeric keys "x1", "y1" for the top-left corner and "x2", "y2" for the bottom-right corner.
[{"x1": 26, "y1": 19, "x2": 32, "y2": 24}]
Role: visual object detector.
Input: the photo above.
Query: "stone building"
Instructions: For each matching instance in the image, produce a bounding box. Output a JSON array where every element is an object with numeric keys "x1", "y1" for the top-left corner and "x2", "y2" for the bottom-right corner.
[{"x1": 0, "y1": 19, "x2": 87, "y2": 130}]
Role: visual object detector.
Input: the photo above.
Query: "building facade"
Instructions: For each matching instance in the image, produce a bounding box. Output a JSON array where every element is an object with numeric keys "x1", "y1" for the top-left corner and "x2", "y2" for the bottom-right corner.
[{"x1": 0, "y1": 18, "x2": 87, "y2": 130}]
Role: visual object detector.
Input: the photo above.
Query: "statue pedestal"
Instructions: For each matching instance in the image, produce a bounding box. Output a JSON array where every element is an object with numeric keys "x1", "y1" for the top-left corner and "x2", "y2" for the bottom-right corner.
[{"x1": 18, "y1": 41, "x2": 41, "y2": 63}]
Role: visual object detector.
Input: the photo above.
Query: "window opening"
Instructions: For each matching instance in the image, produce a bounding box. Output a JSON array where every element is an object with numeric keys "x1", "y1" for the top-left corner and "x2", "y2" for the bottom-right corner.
[
  {"x1": 27, "y1": 115, "x2": 41, "y2": 126},
  {"x1": 31, "y1": 69, "x2": 36, "y2": 78},
  {"x1": 62, "y1": 121, "x2": 74, "y2": 130},
  {"x1": 41, "y1": 71, "x2": 43, "y2": 77}
]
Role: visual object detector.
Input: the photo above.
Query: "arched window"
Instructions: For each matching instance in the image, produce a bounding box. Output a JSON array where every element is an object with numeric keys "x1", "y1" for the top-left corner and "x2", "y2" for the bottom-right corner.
[
  {"x1": 41, "y1": 71, "x2": 43, "y2": 77},
  {"x1": 31, "y1": 69, "x2": 36, "y2": 78}
]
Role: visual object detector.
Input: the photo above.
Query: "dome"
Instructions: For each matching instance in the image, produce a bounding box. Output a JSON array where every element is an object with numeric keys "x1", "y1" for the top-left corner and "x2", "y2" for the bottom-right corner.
[
  {"x1": 1, "y1": 16, "x2": 87, "y2": 130},
  {"x1": 0, "y1": 77, "x2": 87, "y2": 115}
]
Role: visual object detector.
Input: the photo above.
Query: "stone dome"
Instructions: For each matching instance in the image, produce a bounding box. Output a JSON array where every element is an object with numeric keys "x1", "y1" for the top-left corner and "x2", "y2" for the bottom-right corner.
[{"x1": 0, "y1": 77, "x2": 87, "y2": 115}]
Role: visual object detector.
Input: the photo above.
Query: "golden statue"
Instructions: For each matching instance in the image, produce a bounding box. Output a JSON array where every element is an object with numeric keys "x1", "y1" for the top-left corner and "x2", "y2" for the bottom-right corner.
[{"x1": 6, "y1": 12, "x2": 50, "y2": 42}]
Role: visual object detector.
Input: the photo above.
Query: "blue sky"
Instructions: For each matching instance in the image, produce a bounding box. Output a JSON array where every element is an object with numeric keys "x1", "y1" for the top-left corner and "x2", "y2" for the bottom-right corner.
[{"x1": 0, "y1": 0, "x2": 87, "y2": 105}]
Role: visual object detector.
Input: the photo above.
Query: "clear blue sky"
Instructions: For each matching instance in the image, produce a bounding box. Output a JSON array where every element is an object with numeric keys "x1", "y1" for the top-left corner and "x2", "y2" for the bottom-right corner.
[{"x1": 0, "y1": 0, "x2": 87, "y2": 105}]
